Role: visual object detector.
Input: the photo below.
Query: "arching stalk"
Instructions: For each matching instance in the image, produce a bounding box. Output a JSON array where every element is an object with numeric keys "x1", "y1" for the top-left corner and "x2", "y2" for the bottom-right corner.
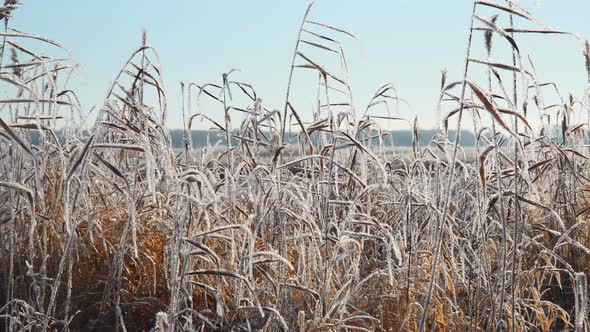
[{"x1": 281, "y1": 1, "x2": 315, "y2": 144}]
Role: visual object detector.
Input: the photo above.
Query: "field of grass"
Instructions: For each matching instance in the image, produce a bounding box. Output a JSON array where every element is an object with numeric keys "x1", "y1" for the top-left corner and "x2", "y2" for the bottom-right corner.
[{"x1": 2, "y1": 0, "x2": 590, "y2": 331}]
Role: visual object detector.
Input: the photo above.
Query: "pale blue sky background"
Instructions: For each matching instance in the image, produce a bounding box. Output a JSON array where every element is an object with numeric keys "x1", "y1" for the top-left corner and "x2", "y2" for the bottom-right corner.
[{"x1": 10, "y1": 1, "x2": 590, "y2": 130}]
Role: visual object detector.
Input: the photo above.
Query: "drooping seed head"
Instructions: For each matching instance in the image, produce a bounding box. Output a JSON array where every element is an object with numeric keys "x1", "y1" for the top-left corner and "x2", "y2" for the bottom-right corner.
[
  {"x1": 484, "y1": 15, "x2": 499, "y2": 56},
  {"x1": 0, "y1": 0, "x2": 20, "y2": 20},
  {"x1": 583, "y1": 39, "x2": 590, "y2": 83},
  {"x1": 10, "y1": 48, "x2": 21, "y2": 77},
  {"x1": 440, "y1": 67, "x2": 448, "y2": 91},
  {"x1": 142, "y1": 29, "x2": 147, "y2": 46}
]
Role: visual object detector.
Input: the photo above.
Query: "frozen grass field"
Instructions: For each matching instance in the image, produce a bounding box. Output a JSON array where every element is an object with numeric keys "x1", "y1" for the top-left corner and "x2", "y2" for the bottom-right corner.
[{"x1": 2, "y1": 1, "x2": 590, "y2": 331}]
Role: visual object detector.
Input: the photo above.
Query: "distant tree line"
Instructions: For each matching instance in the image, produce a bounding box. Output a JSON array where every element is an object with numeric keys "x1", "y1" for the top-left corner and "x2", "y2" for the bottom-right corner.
[{"x1": 24, "y1": 129, "x2": 481, "y2": 148}]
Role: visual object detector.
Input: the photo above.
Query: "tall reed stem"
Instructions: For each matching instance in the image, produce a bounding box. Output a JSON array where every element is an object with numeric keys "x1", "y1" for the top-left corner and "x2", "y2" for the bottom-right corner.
[{"x1": 419, "y1": 2, "x2": 477, "y2": 330}]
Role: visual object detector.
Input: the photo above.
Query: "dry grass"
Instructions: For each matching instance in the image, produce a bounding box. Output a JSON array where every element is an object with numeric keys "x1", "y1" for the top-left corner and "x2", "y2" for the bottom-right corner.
[{"x1": 1, "y1": 0, "x2": 590, "y2": 331}]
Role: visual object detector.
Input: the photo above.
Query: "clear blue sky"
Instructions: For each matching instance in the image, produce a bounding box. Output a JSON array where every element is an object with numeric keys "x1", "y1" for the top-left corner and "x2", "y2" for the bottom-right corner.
[{"x1": 11, "y1": 1, "x2": 590, "y2": 130}]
